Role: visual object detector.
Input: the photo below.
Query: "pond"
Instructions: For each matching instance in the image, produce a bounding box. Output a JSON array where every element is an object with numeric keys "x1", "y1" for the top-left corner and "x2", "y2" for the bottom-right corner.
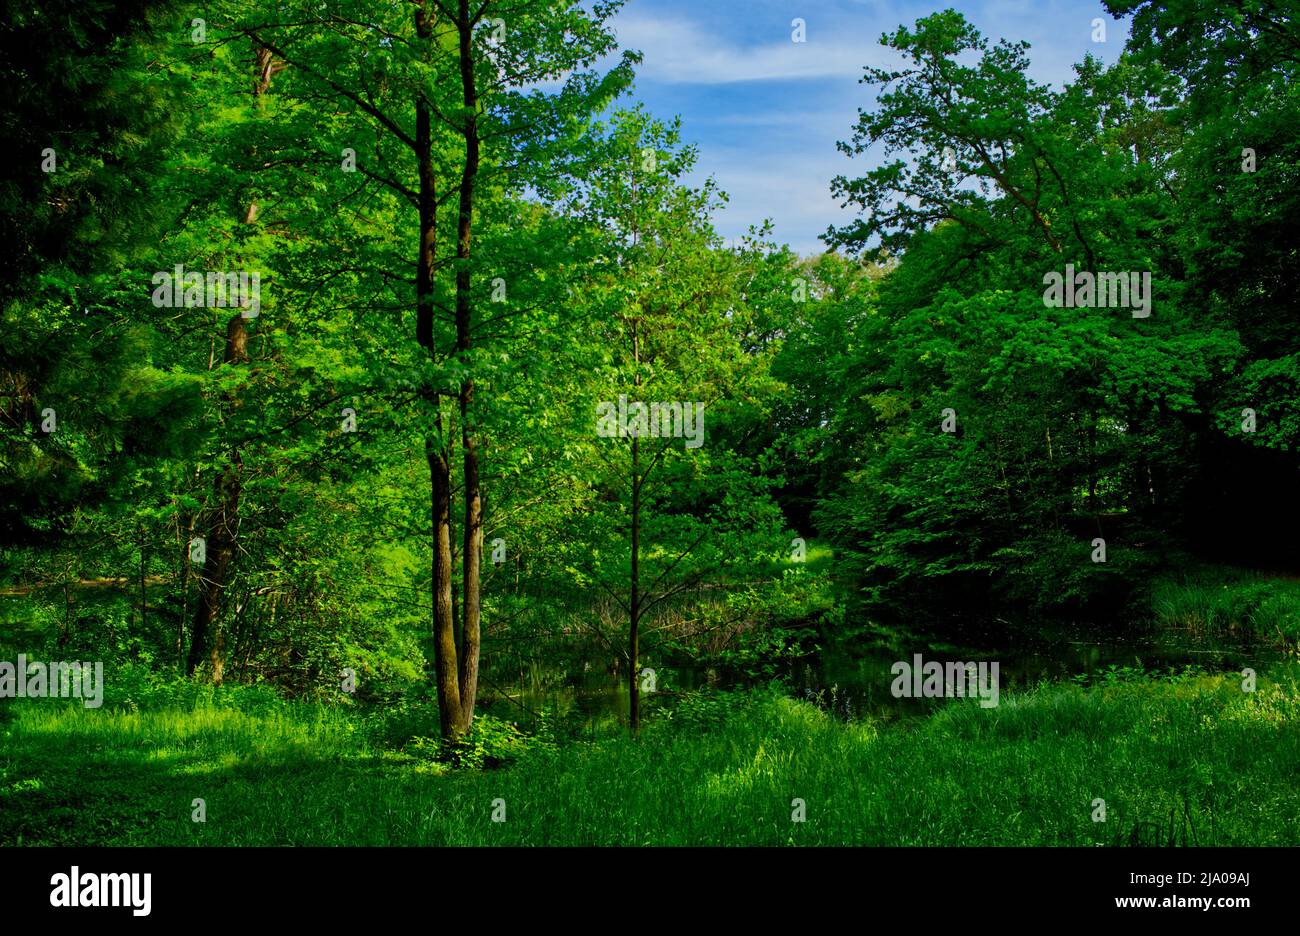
[{"x1": 479, "y1": 620, "x2": 1287, "y2": 736}]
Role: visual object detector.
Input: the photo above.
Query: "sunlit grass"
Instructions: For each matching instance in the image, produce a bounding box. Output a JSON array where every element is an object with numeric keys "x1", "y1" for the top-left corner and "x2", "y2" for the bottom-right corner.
[{"x1": 2, "y1": 670, "x2": 1298, "y2": 846}]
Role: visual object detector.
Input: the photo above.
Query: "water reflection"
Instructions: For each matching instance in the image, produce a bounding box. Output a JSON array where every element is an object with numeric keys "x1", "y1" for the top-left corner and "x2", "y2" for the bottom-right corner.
[{"x1": 480, "y1": 623, "x2": 1284, "y2": 735}]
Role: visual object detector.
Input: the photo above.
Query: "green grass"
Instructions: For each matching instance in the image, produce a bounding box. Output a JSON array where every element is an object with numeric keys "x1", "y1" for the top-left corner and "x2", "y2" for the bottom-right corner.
[
  {"x1": 1150, "y1": 569, "x2": 1300, "y2": 646},
  {"x1": 3, "y1": 673, "x2": 1299, "y2": 846}
]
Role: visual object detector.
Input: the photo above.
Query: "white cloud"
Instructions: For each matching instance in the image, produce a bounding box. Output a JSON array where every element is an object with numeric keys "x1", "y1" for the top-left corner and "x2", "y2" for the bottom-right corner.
[
  {"x1": 697, "y1": 109, "x2": 853, "y2": 131},
  {"x1": 691, "y1": 158, "x2": 856, "y2": 256},
  {"x1": 607, "y1": 1, "x2": 1127, "y2": 252},
  {"x1": 614, "y1": 14, "x2": 894, "y2": 84}
]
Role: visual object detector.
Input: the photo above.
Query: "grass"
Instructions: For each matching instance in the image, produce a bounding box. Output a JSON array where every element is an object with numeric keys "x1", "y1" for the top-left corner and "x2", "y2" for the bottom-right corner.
[
  {"x1": 3, "y1": 667, "x2": 1299, "y2": 846},
  {"x1": 1150, "y1": 569, "x2": 1300, "y2": 646}
]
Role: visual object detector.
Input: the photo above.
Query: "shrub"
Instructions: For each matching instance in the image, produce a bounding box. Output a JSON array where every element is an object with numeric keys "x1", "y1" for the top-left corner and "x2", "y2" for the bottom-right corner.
[{"x1": 407, "y1": 712, "x2": 548, "y2": 770}]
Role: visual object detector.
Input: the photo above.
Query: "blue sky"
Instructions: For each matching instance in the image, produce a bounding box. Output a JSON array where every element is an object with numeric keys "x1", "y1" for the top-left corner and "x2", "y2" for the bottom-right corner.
[{"x1": 607, "y1": 0, "x2": 1130, "y2": 255}]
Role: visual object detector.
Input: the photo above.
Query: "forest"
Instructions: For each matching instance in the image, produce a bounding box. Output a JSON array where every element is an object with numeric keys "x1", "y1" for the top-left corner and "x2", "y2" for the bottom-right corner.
[{"x1": 2, "y1": 0, "x2": 1299, "y2": 848}]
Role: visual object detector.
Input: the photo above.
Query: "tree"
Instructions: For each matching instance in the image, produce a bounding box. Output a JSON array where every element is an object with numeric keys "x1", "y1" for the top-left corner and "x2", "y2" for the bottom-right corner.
[
  {"x1": 820, "y1": 11, "x2": 1235, "y2": 621},
  {"x1": 569, "y1": 109, "x2": 787, "y2": 732},
  {"x1": 225, "y1": 0, "x2": 634, "y2": 738}
]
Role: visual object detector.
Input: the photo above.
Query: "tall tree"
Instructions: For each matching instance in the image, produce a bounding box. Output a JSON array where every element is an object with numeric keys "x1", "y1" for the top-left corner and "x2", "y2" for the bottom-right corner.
[
  {"x1": 571, "y1": 109, "x2": 787, "y2": 732},
  {"x1": 187, "y1": 40, "x2": 282, "y2": 681},
  {"x1": 232, "y1": 0, "x2": 634, "y2": 738}
]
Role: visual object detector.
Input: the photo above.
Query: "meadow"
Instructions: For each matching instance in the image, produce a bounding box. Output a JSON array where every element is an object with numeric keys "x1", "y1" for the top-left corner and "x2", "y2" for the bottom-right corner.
[{"x1": 4, "y1": 667, "x2": 1298, "y2": 847}]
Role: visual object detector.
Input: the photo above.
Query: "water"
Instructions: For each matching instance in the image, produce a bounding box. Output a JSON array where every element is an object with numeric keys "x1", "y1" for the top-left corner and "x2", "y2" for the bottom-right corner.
[
  {"x1": 480, "y1": 621, "x2": 1285, "y2": 734},
  {"x1": 788, "y1": 624, "x2": 1279, "y2": 722}
]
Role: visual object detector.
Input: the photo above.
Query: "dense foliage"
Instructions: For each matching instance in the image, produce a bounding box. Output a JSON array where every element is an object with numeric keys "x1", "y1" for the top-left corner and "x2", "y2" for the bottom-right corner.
[{"x1": 2, "y1": 0, "x2": 1298, "y2": 739}]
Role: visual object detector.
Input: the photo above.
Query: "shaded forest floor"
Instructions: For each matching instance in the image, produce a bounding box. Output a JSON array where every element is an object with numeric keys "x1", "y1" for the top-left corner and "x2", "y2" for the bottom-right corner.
[{"x1": 3, "y1": 670, "x2": 1299, "y2": 846}]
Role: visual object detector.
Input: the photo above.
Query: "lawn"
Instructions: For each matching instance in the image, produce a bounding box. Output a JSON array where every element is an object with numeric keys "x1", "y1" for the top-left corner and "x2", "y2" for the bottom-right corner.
[{"x1": 3, "y1": 669, "x2": 1298, "y2": 846}]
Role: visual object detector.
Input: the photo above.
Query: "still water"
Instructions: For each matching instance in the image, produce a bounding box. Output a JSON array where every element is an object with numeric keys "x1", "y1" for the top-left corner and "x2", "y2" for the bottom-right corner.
[{"x1": 480, "y1": 622, "x2": 1284, "y2": 735}]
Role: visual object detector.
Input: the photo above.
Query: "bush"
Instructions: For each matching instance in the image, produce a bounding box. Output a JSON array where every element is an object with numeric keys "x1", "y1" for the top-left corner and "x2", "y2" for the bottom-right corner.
[
  {"x1": 407, "y1": 712, "x2": 550, "y2": 770},
  {"x1": 100, "y1": 663, "x2": 288, "y2": 715},
  {"x1": 668, "y1": 686, "x2": 781, "y2": 733}
]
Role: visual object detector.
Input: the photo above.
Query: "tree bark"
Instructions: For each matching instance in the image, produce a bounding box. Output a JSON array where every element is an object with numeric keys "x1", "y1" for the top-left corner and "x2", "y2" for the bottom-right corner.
[
  {"x1": 629, "y1": 325, "x2": 642, "y2": 735},
  {"x1": 454, "y1": 0, "x2": 483, "y2": 730},
  {"x1": 187, "y1": 314, "x2": 247, "y2": 680},
  {"x1": 138, "y1": 528, "x2": 147, "y2": 640},
  {"x1": 186, "y1": 42, "x2": 274, "y2": 683},
  {"x1": 428, "y1": 422, "x2": 464, "y2": 738},
  {"x1": 416, "y1": 0, "x2": 465, "y2": 741}
]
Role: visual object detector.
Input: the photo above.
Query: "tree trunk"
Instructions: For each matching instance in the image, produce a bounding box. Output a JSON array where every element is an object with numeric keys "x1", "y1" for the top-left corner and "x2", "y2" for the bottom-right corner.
[
  {"x1": 428, "y1": 422, "x2": 464, "y2": 738},
  {"x1": 186, "y1": 42, "x2": 274, "y2": 683},
  {"x1": 629, "y1": 326, "x2": 642, "y2": 735},
  {"x1": 454, "y1": 0, "x2": 483, "y2": 730},
  {"x1": 138, "y1": 527, "x2": 147, "y2": 636},
  {"x1": 629, "y1": 432, "x2": 641, "y2": 734},
  {"x1": 416, "y1": 0, "x2": 465, "y2": 741},
  {"x1": 187, "y1": 315, "x2": 247, "y2": 681}
]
